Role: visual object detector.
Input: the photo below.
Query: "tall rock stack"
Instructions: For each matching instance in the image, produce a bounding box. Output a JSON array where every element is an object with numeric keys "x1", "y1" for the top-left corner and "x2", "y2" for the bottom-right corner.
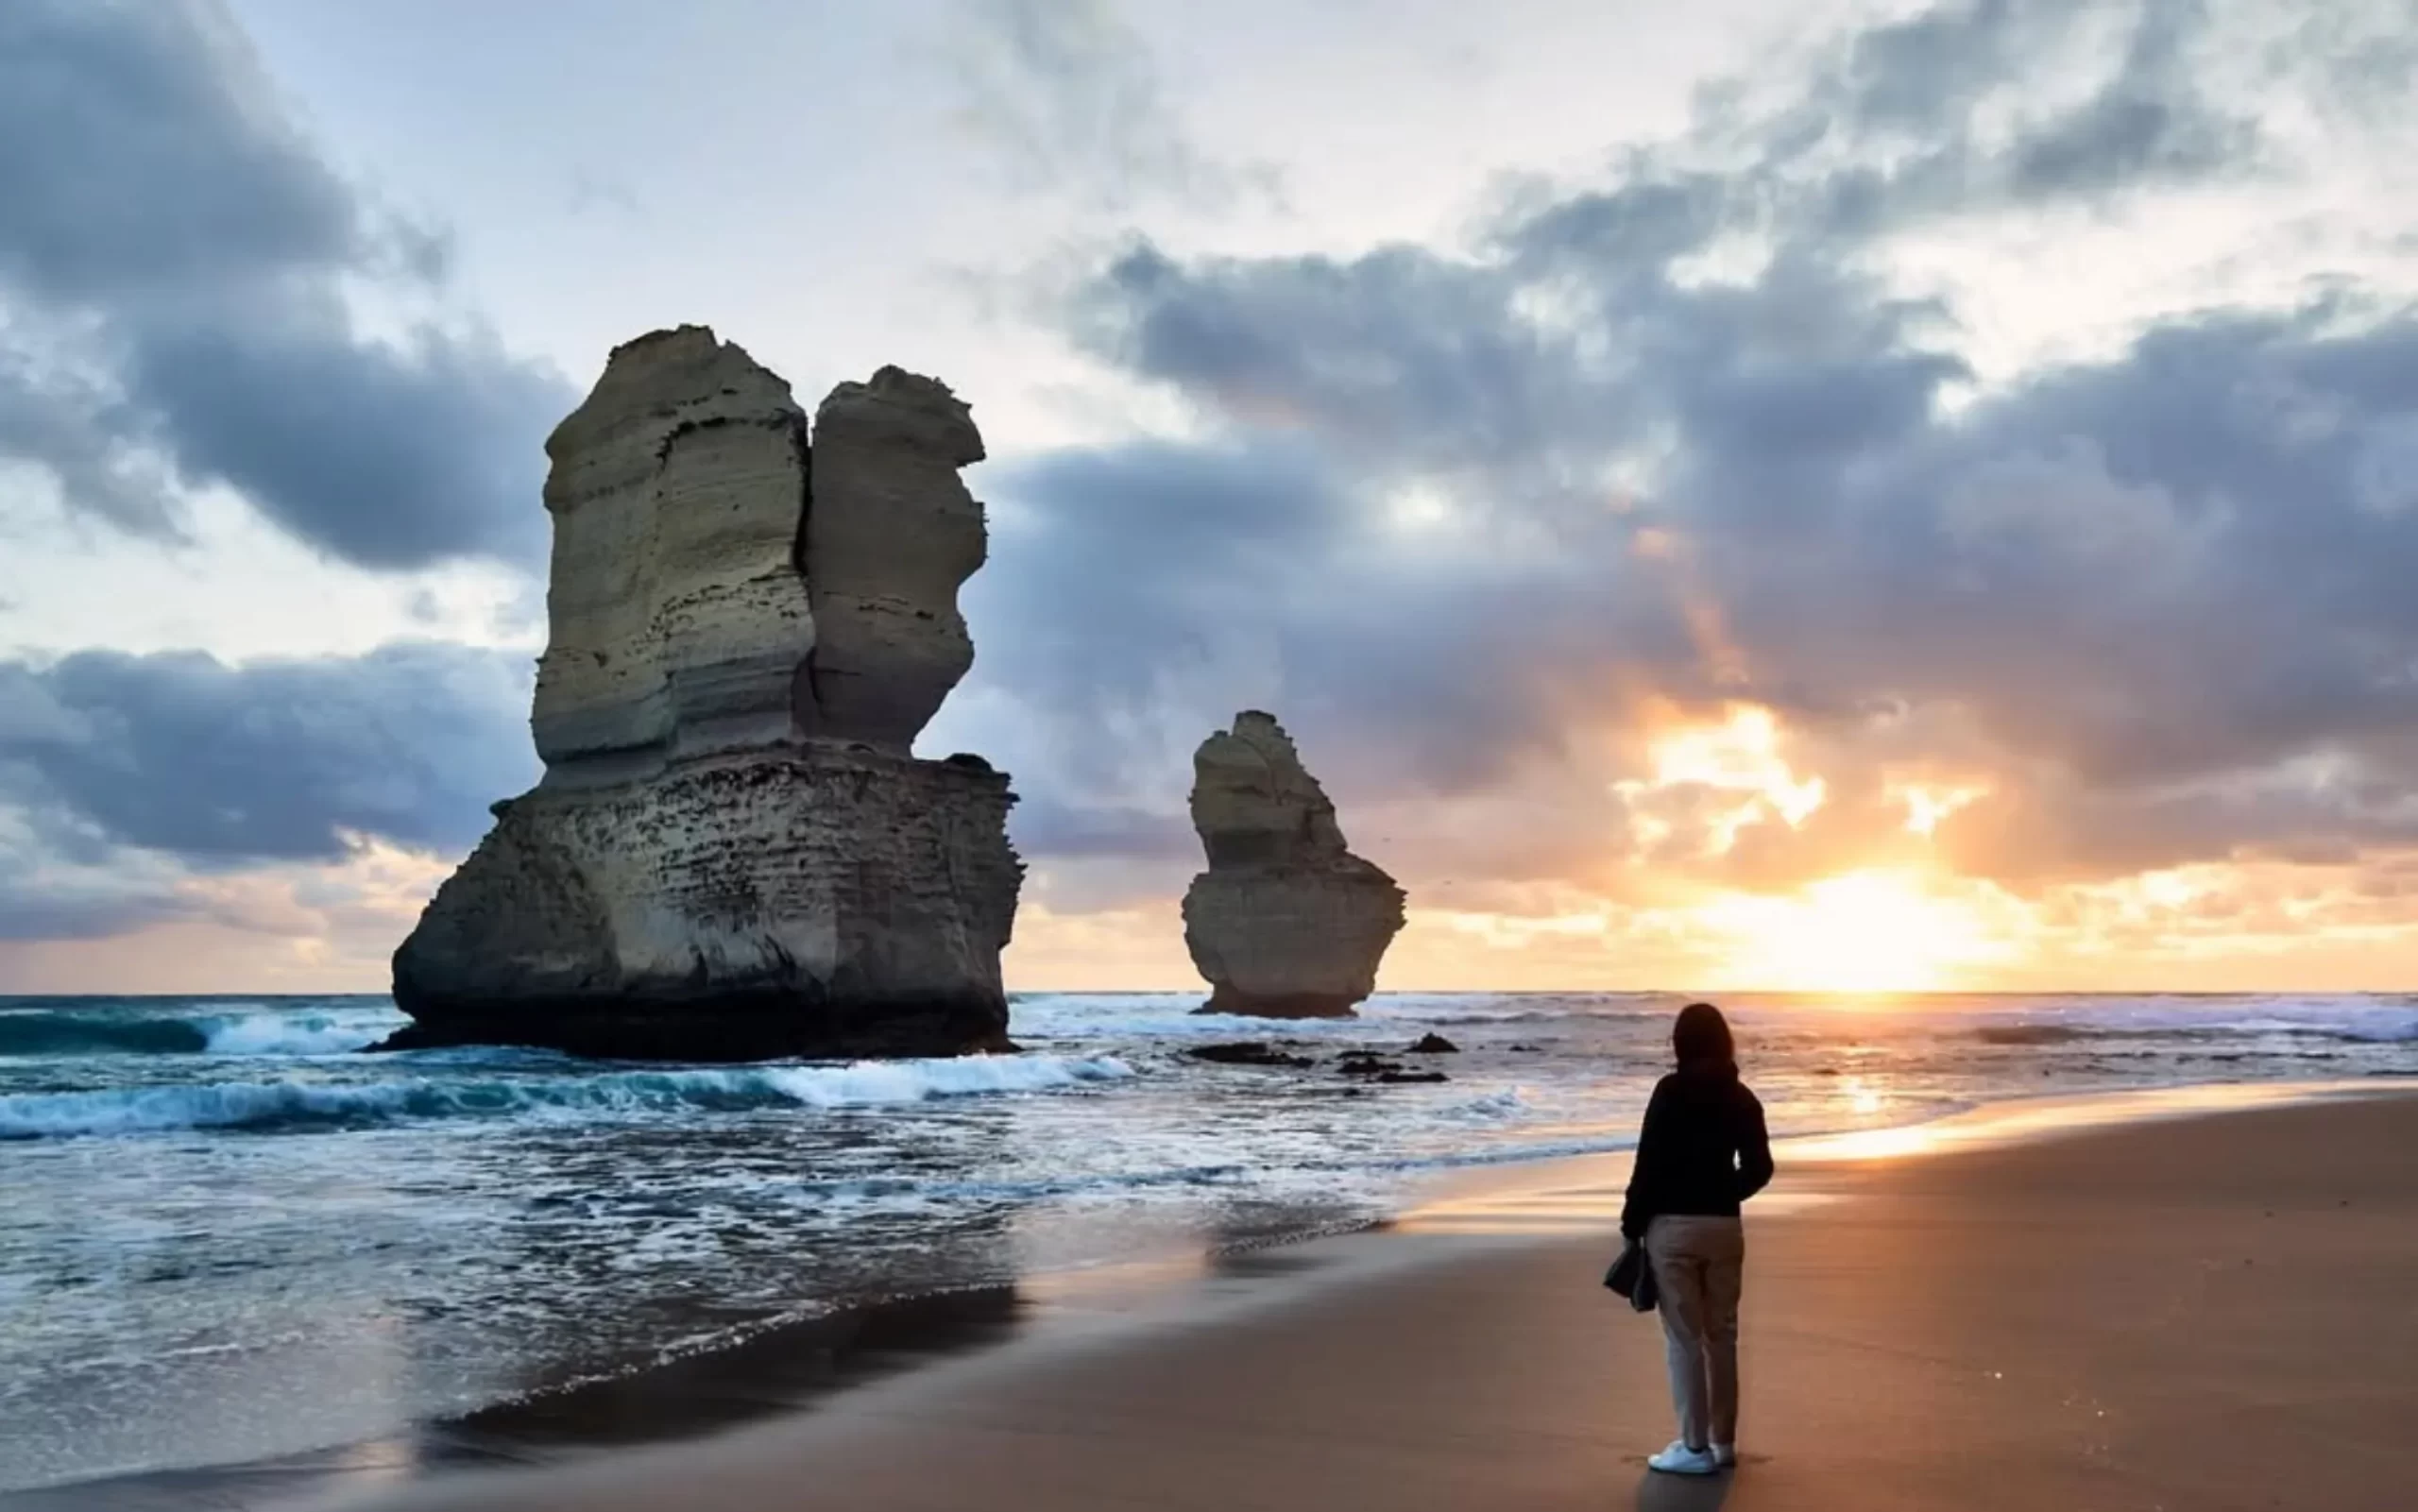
[
  {"x1": 1181, "y1": 711, "x2": 1405, "y2": 1017},
  {"x1": 798, "y1": 369, "x2": 988, "y2": 750},
  {"x1": 389, "y1": 327, "x2": 1023, "y2": 1062}
]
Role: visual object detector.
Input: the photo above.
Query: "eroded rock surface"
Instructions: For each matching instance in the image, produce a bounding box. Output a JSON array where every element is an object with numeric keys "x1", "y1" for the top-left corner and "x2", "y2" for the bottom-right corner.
[
  {"x1": 1181, "y1": 711, "x2": 1405, "y2": 1017},
  {"x1": 532, "y1": 326, "x2": 815, "y2": 774},
  {"x1": 390, "y1": 327, "x2": 1021, "y2": 1061},
  {"x1": 800, "y1": 366, "x2": 988, "y2": 753}
]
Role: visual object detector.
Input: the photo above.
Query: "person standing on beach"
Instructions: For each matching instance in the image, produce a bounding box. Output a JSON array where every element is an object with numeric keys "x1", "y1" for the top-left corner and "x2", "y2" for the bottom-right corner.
[{"x1": 1620, "y1": 1001, "x2": 1774, "y2": 1476}]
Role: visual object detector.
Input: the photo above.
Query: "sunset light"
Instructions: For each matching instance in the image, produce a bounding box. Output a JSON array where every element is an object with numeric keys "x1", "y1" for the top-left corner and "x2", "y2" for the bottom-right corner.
[
  {"x1": 1692, "y1": 870, "x2": 2013, "y2": 994},
  {"x1": 1891, "y1": 782, "x2": 1989, "y2": 838},
  {"x1": 1617, "y1": 703, "x2": 1827, "y2": 858},
  {"x1": 12, "y1": 5, "x2": 2418, "y2": 1504}
]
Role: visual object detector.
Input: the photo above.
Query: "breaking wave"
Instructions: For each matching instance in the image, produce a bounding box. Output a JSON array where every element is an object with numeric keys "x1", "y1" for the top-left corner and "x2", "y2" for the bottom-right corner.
[
  {"x1": 1971, "y1": 1019, "x2": 2418, "y2": 1047},
  {"x1": 0, "y1": 1007, "x2": 393, "y2": 1060},
  {"x1": 0, "y1": 1054, "x2": 1133, "y2": 1140}
]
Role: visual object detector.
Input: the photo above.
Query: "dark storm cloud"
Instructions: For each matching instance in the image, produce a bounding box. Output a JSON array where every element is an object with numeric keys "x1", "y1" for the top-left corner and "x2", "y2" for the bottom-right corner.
[
  {"x1": 1709, "y1": 309, "x2": 2418, "y2": 782},
  {"x1": 0, "y1": 2, "x2": 355, "y2": 299},
  {"x1": 959, "y1": 0, "x2": 2418, "y2": 893},
  {"x1": 954, "y1": 425, "x2": 1705, "y2": 822},
  {"x1": 0, "y1": 0, "x2": 567, "y2": 567},
  {"x1": 1073, "y1": 244, "x2": 1632, "y2": 483},
  {"x1": 0, "y1": 642, "x2": 536, "y2": 863},
  {"x1": 0, "y1": 355, "x2": 173, "y2": 534},
  {"x1": 118, "y1": 311, "x2": 561, "y2": 569},
  {"x1": 1824, "y1": 0, "x2": 2256, "y2": 204}
]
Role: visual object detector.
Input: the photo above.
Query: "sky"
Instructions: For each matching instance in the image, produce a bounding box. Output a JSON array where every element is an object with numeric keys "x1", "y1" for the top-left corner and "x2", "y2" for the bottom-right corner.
[{"x1": 7, "y1": 0, "x2": 2418, "y2": 995}]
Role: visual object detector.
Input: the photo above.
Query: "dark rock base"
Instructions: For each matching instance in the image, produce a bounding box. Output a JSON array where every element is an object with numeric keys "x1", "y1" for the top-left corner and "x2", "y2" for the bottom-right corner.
[
  {"x1": 375, "y1": 988, "x2": 1013, "y2": 1063},
  {"x1": 387, "y1": 746, "x2": 1022, "y2": 1064},
  {"x1": 1191, "y1": 989, "x2": 1361, "y2": 1018}
]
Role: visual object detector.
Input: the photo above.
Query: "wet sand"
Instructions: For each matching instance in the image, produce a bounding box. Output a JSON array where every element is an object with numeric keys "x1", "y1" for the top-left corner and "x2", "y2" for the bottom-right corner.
[{"x1": 260, "y1": 1083, "x2": 2418, "y2": 1512}]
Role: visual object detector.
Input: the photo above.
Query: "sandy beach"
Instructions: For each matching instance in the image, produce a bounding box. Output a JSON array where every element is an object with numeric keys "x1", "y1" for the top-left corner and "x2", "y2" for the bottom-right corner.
[{"x1": 136, "y1": 1083, "x2": 2392, "y2": 1512}]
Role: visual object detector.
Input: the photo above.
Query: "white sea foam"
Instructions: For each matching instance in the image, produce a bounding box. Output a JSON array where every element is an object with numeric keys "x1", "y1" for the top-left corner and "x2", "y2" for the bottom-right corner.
[
  {"x1": 0, "y1": 1054, "x2": 1135, "y2": 1139},
  {"x1": 1952, "y1": 995, "x2": 2418, "y2": 1044},
  {"x1": 1009, "y1": 994, "x2": 1444, "y2": 1043},
  {"x1": 197, "y1": 1011, "x2": 395, "y2": 1057},
  {"x1": 758, "y1": 1055, "x2": 1133, "y2": 1105},
  {"x1": 0, "y1": 1001, "x2": 403, "y2": 1059}
]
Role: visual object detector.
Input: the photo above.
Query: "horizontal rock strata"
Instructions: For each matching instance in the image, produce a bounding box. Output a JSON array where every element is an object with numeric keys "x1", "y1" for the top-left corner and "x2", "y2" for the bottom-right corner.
[
  {"x1": 1181, "y1": 711, "x2": 1405, "y2": 1018},
  {"x1": 389, "y1": 327, "x2": 1020, "y2": 1061}
]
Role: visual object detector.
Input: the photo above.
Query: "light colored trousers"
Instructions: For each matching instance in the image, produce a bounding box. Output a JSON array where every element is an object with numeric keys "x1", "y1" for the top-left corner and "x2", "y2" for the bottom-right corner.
[{"x1": 1646, "y1": 1214, "x2": 1745, "y2": 1450}]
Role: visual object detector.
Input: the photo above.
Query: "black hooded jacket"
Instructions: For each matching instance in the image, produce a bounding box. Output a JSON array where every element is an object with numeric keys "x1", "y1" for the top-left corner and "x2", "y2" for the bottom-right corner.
[{"x1": 1618, "y1": 1062, "x2": 1774, "y2": 1240}]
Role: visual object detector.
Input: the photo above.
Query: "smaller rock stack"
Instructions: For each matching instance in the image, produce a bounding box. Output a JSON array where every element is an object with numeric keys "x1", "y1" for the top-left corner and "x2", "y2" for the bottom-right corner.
[{"x1": 1181, "y1": 711, "x2": 1405, "y2": 1016}]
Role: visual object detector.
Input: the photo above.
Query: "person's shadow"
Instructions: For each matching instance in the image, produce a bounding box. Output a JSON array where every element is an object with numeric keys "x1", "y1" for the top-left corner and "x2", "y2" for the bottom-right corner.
[{"x1": 1633, "y1": 1469, "x2": 1732, "y2": 1511}]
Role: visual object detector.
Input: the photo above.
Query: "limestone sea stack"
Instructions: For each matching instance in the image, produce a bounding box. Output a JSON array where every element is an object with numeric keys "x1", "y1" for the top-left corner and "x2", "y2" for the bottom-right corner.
[
  {"x1": 1181, "y1": 712, "x2": 1405, "y2": 1016},
  {"x1": 386, "y1": 327, "x2": 1023, "y2": 1062}
]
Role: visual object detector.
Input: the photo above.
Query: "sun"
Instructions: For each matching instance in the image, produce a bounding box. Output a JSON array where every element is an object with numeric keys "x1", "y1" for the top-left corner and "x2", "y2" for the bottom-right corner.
[{"x1": 1694, "y1": 869, "x2": 2007, "y2": 993}]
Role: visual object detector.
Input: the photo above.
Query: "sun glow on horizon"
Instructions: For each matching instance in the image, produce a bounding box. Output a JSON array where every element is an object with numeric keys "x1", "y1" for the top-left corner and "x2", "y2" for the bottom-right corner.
[
  {"x1": 1694, "y1": 869, "x2": 2014, "y2": 994},
  {"x1": 1596, "y1": 704, "x2": 2026, "y2": 991}
]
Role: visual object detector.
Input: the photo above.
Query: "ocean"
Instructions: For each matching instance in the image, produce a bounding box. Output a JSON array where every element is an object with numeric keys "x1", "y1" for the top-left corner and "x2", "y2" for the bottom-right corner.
[{"x1": 4, "y1": 990, "x2": 2414, "y2": 1493}]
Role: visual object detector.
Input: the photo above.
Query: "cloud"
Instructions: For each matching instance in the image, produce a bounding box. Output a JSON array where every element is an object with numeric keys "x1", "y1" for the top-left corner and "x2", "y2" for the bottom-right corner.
[
  {"x1": 0, "y1": 638, "x2": 535, "y2": 960},
  {"x1": 0, "y1": 811, "x2": 195, "y2": 943},
  {"x1": 0, "y1": 0, "x2": 569, "y2": 569},
  {"x1": 0, "y1": 834, "x2": 461, "y2": 990},
  {"x1": 944, "y1": 0, "x2": 2418, "y2": 908},
  {"x1": 0, "y1": 641, "x2": 536, "y2": 864},
  {"x1": 12, "y1": 0, "x2": 2418, "y2": 977},
  {"x1": 939, "y1": 0, "x2": 1279, "y2": 212},
  {"x1": 1822, "y1": 0, "x2": 2258, "y2": 207},
  {"x1": 1507, "y1": 0, "x2": 2415, "y2": 277}
]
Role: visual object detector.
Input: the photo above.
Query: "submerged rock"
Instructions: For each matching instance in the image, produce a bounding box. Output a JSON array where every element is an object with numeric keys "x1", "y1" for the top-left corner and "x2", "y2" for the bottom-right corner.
[
  {"x1": 388, "y1": 327, "x2": 1022, "y2": 1062},
  {"x1": 1185, "y1": 1042, "x2": 1316, "y2": 1068},
  {"x1": 1181, "y1": 712, "x2": 1405, "y2": 1017},
  {"x1": 1407, "y1": 1033, "x2": 1459, "y2": 1054},
  {"x1": 1329, "y1": 1050, "x2": 1447, "y2": 1085}
]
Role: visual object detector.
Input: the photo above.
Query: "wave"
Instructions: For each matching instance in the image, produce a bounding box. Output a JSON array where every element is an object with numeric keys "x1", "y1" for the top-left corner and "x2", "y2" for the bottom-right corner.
[
  {"x1": 0, "y1": 1055, "x2": 1133, "y2": 1140},
  {"x1": 196, "y1": 1012, "x2": 389, "y2": 1057},
  {"x1": 1363, "y1": 1009, "x2": 1593, "y2": 1027},
  {"x1": 0, "y1": 1012, "x2": 218, "y2": 1057},
  {"x1": 763, "y1": 1095, "x2": 1976, "y2": 1205},
  {"x1": 1005, "y1": 991, "x2": 1674, "y2": 1042},
  {"x1": 1971, "y1": 1020, "x2": 2418, "y2": 1047},
  {"x1": 1364, "y1": 993, "x2": 1668, "y2": 1024},
  {"x1": 0, "y1": 1007, "x2": 395, "y2": 1060},
  {"x1": 1010, "y1": 999, "x2": 1374, "y2": 1044}
]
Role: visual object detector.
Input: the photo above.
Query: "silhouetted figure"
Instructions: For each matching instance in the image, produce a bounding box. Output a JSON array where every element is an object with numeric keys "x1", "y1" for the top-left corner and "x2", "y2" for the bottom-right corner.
[{"x1": 1621, "y1": 1001, "x2": 1774, "y2": 1476}]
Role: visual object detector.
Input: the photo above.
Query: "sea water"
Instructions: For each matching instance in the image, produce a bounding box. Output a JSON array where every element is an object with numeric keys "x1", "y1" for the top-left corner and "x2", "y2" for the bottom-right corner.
[{"x1": 3, "y1": 990, "x2": 2413, "y2": 1490}]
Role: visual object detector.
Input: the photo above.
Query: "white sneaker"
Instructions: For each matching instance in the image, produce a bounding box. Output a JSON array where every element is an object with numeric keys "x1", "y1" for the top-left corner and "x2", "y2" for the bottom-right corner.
[
  {"x1": 1647, "y1": 1441, "x2": 1720, "y2": 1476},
  {"x1": 1711, "y1": 1443, "x2": 1737, "y2": 1468}
]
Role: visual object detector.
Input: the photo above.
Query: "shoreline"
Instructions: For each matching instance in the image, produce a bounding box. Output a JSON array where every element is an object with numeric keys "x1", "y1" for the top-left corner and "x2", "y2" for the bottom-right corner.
[
  {"x1": 323, "y1": 1076, "x2": 2417, "y2": 1511},
  {"x1": 9, "y1": 1075, "x2": 2405, "y2": 1511}
]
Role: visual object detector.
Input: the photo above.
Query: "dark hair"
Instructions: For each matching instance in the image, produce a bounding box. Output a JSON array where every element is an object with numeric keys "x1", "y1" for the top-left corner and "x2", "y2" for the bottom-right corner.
[{"x1": 1672, "y1": 1001, "x2": 1735, "y2": 1069}]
